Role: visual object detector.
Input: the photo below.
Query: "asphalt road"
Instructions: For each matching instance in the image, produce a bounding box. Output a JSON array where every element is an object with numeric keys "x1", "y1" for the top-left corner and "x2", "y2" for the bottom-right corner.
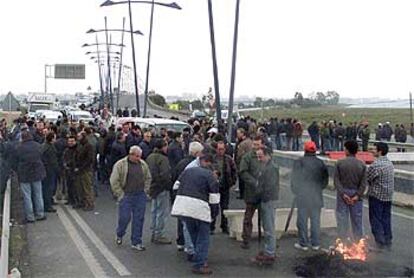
[{"x1": 26, "y1": 178, "x2": 414, "y2": 278}]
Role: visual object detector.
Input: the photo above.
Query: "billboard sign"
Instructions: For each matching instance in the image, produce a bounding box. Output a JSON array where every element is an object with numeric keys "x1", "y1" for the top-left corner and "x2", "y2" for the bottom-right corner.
[{"x1": 54, "y1": 64, "x2": 85, "y2": 79}]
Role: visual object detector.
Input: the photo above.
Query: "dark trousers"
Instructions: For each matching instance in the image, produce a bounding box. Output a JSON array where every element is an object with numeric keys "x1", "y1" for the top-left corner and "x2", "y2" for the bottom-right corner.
[
  {"x1": 211, "y1": 187, "x2": 230, "y2": 232},
  {"x1": 42, "y1": 172, "x2": 56, "y2": 211},
  {"x1": 369, "y1": 196, "x2": 392, "y2": 246},
  {"x1": 238, "y1": 175, "x2": 245, "y2": 199},
  {"x1": 67, "y1": 175, "x2": 80, "y2": 206},
  {"x1": 183, "y1": 217, "x2": 210, "y2": 269},
  {"x1": 242, "y1": 203, "x2": 259, "y2": 243},
  {"x1": 117, "y1": 191, "x2": 147, "y2": 245}
]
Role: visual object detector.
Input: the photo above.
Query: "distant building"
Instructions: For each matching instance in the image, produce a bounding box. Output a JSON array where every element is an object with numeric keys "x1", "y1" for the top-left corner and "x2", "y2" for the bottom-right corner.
[{"x1": 1, "y1": 92, "x2": 20, "y2": 111}]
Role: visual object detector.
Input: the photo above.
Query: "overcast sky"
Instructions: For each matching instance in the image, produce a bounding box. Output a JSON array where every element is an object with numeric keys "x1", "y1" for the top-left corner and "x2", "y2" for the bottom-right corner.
[{"x1": 0, "y1": 0, "x2": 413, "y2": 100}]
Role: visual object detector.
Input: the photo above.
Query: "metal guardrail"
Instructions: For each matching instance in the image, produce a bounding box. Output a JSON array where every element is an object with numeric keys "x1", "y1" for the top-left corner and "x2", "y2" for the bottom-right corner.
[{"x1": 0, "y1": 179, "x2": 11, "y2": 277}]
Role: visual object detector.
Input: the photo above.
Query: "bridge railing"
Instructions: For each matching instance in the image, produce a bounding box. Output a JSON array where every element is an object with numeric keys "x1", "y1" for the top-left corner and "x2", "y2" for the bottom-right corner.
[{"x1": 0, "y1": 178, "x2": 11, "y2": 277}]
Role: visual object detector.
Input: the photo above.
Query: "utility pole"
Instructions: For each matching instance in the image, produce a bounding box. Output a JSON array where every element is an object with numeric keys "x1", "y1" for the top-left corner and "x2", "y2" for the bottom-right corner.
[
  {"x1": 227, "y1": 0, "x2": 241, "y2": 143},
  {"x1": 207, "y1": 0, "x2": 221, "y2": 124},
  {"x1": 410, "y1": 92, "x2": 413, "y2": 123},
  {"x1": 128, "y1": 0, "x2": 141, "y2": 116},
  {"x1": 143, "y1": 0, "x2": 155, "y2": 118}
]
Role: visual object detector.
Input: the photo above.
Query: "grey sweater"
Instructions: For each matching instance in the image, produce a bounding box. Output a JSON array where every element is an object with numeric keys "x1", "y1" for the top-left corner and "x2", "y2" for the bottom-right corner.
[{"x1": 334, "y1": 156, "x2": 367, "y2": 197}]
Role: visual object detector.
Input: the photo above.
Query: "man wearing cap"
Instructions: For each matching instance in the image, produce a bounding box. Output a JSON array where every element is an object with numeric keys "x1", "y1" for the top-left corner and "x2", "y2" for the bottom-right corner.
[{"x1": 291, "y1": 141, "x2": 329, "y2": 251}]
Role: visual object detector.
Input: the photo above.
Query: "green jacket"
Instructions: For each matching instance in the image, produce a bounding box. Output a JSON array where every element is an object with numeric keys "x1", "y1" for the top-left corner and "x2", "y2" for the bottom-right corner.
[
  {"x1": 239, "y1": 150, "x2": 280, "y2": 203},
  {"x1": 41, "y1": 142, "x2": 59, "y2": 175},
  {"x1": 146, "y1": 149, "x2": 172, "y2": 199},
  {"x1": 110, "y1": 156, "x2": 152, "y2": 201}
]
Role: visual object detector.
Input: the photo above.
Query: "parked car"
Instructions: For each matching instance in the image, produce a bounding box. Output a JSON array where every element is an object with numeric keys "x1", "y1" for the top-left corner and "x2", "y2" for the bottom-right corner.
[
  {"x1": 68, "y1": 110, "x2": 95, "y2": 124},
  {"x1": 115, "y1": 117, "x2": 192, "y2": 135},
  {"x1": 191, "y1": 110, "x2": 207, "y2": 121},
  {"x1": 37, "y1": 110, "x2": 63, "y2": 123}
]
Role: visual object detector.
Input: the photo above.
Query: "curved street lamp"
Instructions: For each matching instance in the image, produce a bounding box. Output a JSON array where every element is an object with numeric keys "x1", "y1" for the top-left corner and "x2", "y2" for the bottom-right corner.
[
  {"x1": 82, "y1": 43, "x2": 126, "y2": 48},
  {"x1": 86, "y1": 51, "x2": 121, "y2": 55},
  {"x1": 87, "y1": 28, "x2": 143, "y2": 35},
  {"x1": 101, "y1": 0, "x2": 181, "y2": 116}
]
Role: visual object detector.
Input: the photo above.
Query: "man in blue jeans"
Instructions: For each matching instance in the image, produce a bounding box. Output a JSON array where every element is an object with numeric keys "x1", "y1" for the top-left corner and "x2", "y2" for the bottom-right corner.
[
  {"x1": 14, "y1": 130, "x2": 47, "y2": 223},
  {"x1": 367, "y1": 142, "x2": 394, "y2": 250},
  {"x1": 110, "y1": 146, "x2": 152, "y2": 251},
  {"x1": 147, "y1": 139, "x2": 172, "y2": 244},
  {"x1": 291, "y1": 141, "x2": 329, "y2": 251},
  {"x1": 171, "y1": 154, "x2": 219, "y2": 275},
  {"x1": 334, "y1": 140, "x2": 367, "y2": 240}
]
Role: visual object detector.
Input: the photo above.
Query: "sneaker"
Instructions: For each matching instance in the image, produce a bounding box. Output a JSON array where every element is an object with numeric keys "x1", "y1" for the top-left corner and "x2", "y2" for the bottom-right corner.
[
  {"x1": 36, "y1": 216, "x2": 47, "y2": 221},
  {"x1": 294, "y1": 243, "x2": 309, "y2": 251},
  {"x1": 192, "y1": 266, "x2": 212, "y2": 275},
  {"x1": 115, "y1": 237, "x2": 122, "y2": 246},
  {"x1": 251, "y1": 252, "x2": 276, "y2": 265},
  {"x1": 311, "y1": 245, "x2": 320, "y2": 251},
  {"x1": 241, "y1": 241, "x2": 250, "y2": 250},
  {"x1": 131, "y1": 244, "x2": 146, "y2": 251},
  {"x1": 153, "y1": 237, "x2": 172, "y2": 245},
  {"x1": 177, "y1": 245, "x2": 184, "y2": 252},
  {"x1": 46, "y1": 208, "x2": 57, "y2": 213}
]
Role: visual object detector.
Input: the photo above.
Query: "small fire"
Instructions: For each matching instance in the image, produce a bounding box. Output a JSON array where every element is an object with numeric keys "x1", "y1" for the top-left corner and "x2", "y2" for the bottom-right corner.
[{"x1": 333, "y1": 238, "x2": 368, "y2": 261}]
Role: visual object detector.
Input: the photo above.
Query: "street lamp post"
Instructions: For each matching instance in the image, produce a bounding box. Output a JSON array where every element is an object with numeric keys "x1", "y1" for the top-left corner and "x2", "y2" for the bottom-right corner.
[
  {"x1": 128, "y1": 0, "x2": 141, "y2": 116},
  {"x1": 100, "y1": 0, "x2": 182, "y2": 117},
  {"x1": 116, "y1": 17, "x2": 127, "y2": 112},
  {"x1": 86, "y1": 27, "x2": 142, "y2": 111},
  {"x1": 227, "y1": 0, "x2": 241, "y2": 143},
  {"x1": 207, "y1": 0, "x2": 221, "y2": 124}
]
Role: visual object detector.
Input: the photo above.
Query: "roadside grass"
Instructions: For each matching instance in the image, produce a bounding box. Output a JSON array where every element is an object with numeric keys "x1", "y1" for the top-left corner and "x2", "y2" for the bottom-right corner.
[{"x1": 242, "y1": 106, "x2": 412, "y2": 128}]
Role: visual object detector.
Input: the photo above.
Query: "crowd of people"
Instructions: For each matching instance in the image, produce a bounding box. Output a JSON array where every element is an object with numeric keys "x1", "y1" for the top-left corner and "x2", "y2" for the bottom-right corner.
[{"x1": 0, "y1": 108, "x2": 401, "y2": 275}]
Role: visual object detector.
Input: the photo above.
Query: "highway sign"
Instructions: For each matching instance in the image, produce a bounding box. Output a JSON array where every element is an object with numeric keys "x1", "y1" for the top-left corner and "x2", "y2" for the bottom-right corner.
[{"x1": 54, "y1": 64, "x2": 85, "y2": 79}]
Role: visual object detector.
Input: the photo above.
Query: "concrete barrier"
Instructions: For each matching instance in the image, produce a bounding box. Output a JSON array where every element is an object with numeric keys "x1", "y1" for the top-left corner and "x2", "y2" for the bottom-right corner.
[
  {"x1": 224, "y1": 208, "x2": 336, "y2": 241},
  {"x1": 273, "y1": 151, "x2": 414, "y2": 199}
]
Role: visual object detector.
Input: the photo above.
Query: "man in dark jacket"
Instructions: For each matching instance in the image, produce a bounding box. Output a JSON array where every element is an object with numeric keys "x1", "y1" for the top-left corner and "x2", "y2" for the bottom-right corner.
[
  {"x1": 250, "y1": 147, "x2": 279, "y2": 264},
  {"x1": 168, "y1": 132, "x2": 184, "y2": 173},
  {"x1": 76, "y1": 131, "x2": 95, "y2": 211},
  {"x1": 211, "y1": 141, "x2": 237, "y2": 234},
  {"x1": 147, "y1": 139, "x2": 172, "y2": 244},
  {"x1": 54, "y1": 130, "x2": 68, "y2": 200},
  {"x1": 126, "y1": 125, "x2": 142, "y2": 152},
  {"x1": 110, "y1": 133, "x2": 127, "y2": 170},
  {"x1": 171, "y1": 142, "x2": 204, "y2": 252},
  {"x1": 14, "y1": 131, "x2": 46, "y2": 222},
  {"x1": 239, "y1": 136, "x2": 275, "y2": 249},
  {"x1": 139, "y1": 130, "x2": 153, "y2": 160},
  {"x1": 171, "y1": 154, "x2": 219, "y2": 275},
  {"x1": 307, "y1": 121, "x2": 320, "y2": 149},
  {"x1": 291, "y1": 141, "x2": 328, "y2": 251},
  {"x1": 41, "y1": 131, "x2": 59, "y2": 213},
  {"x1": 63, "y1": 135, "x2": 81, "y2": 207}
]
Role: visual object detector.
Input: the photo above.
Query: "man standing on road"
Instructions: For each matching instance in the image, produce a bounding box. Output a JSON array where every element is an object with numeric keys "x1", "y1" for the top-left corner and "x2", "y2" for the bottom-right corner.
[
  {"x1": 63, "y1": 135, "x2": 81, "y2": 207},
  {"x1": 291, "y1": 141, "x2": 329, "y2": 251},
  {"x1": 334, "y1": 140, "x2": 367, "y2": 240},
  {"x1": 147, "y1": 139, "x2": 172, "y2": 244},
  {"x1": 235, "y1": 128, "x2": 252, "y2": 200},
  {"x1": 111, "y1": 146, "x2": 152, "y2": 251},
  {"x1": 239, "y1": 136, "x2": 268, "y2": 249},
  {"x1": 13, "y1": 131, "x2": 46, "y2": 223},
  {"x1": 211, "y1": 141, "x2": 237, "y2": 234},
  {"x1": 41, "y1": 131, "x2": 59, "y2": 213},
  {"x1": 367, "y1": 142, "x2": 394, "y2": 250},
  {"x1": 250, "y1": 147, "x2": 279, "y2": 265},
  {"x1": 77, "y1": 131, "x2": 95, "y2": 211},
  {"x1": 171, "y1": 154, "x2": 220, "y2": 275}
]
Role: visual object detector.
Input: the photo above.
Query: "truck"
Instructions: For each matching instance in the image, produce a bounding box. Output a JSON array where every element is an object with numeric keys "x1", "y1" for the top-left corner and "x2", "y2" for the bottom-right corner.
[{"x1": 26, "y1": 93, "x2": 57, "y2": 118}]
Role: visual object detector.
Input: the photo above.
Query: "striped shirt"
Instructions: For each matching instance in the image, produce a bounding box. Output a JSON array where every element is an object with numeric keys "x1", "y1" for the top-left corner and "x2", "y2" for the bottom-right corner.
[{"x1": 367, "y1": 156, "x2": 394, "y2": 202}]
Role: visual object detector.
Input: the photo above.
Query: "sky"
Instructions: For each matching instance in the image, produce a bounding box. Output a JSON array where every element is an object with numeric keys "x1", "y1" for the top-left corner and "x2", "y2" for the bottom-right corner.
[{"x1": 0, "y1": 0, "x2": 413, "y2": 100}]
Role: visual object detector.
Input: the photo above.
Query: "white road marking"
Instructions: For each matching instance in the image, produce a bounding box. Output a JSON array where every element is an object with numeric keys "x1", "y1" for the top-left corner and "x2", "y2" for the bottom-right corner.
[
  {"x1": 57, "y1": 206, "x2": 108, "y2": 278},
  {"x1": 66, "y1": 207, "x2": 132, "y2": 276},
  {"x1": 322, "y1": 193, "x2": 414, "y2": 221}
]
